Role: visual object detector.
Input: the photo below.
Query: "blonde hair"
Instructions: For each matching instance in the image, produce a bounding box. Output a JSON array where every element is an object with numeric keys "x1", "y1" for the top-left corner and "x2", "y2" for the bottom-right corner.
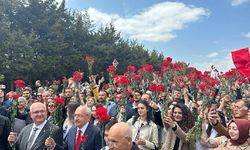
[{"x1": 86, "y1": 96, "x2": 96, "y2": 103}]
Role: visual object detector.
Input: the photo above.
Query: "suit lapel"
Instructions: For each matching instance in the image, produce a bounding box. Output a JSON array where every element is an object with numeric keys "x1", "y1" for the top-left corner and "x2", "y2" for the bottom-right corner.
[
  {"x1": 30, "y1": 122, "x2": 50, "y2": 150},
  {"x1": 71, "y1": 127, "x2": 77, "y2": 150},
  {"x1": 23, "y1": 124, "x2": 33, "y2": 149},
  {"x1": 81, "y1": 123, "x2": 91, "y2": 148}
]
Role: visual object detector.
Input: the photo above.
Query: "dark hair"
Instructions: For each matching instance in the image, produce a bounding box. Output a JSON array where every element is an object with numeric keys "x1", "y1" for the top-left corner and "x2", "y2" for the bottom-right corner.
[
  {"x1": 105, "y1": 118, "x2": 118, "y2": 131},
  {"x1": 206, "y1": 110, "x2": 226, "y2": 137},
  {"x1": 132, "y1": 100, "x2": 153, "y2": 125},
  {"x1": 95, "y1": 103, "x2": 104, "y2": 108},
  {"x1": 134, "y1": 90, "x2": 142, "y2": 96},
  {"x1": 172, "y1": 103, "x2": 195, "y2": 132},
  {"x1": 235, "y1": 99, "x2": 250, "y2": 109},
  {"x1": 67, "y1": 101, "x2": 80, "y2": 121},
  {"x1": 89, "y1": 103, "x2": 104, "y2": 124}
]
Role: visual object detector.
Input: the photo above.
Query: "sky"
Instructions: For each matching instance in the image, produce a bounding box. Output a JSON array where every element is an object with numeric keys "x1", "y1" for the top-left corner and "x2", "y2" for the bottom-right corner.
[{"x1": 57, "y1": 0, "x2": 250, "y2": 72}]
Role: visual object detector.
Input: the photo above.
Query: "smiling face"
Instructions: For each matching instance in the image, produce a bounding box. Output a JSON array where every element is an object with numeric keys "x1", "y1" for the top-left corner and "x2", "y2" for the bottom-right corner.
[
  {"x1": 228, "y1": 122, "x2": 239, "y2": 140},
  {"x1": 173, "y1": 107, "x2": 183, "y2": 122},
  {"x1": 22, "y1": 90, "x2": 30, "y2": 99},
  {"x1": 137, "y1": 103, "x2": 148, "y2": 118},
  {"x1": 48, "y1": 100, "x2": 57, "y2": 113},
  {"x1": 233, "y1": 100, "x2": 248, "y2": 119},
  {"x1": 30, "y1": 102, "x2": 47, "y2": 125},
  {"x1": 17, "y1": 97, "x2": 26, "y2": 110}
]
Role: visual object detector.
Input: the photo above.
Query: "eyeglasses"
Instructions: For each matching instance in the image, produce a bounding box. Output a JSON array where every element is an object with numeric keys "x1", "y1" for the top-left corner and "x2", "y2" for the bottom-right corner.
[
  {"x1": 32, "y1": 110, "x2": 46, "y2": 114},
  {"x1": 74, "y1": 114, "x2": 85, "y2": 118},
  {"x1": 48, "y1": 104, "x2": 56, "y2": 108}
]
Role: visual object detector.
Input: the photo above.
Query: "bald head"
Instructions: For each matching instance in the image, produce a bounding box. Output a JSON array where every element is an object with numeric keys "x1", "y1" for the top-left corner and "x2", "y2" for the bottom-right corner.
[
  {"x1": 109, "y1": 122, "x2": 132, "y2": 138},
  {"x1": 77, "y1": 105, "x2": 92, "y2": 116},
  {"x1": 108, "y1": 122, "x2": 133, "y2": 150}
]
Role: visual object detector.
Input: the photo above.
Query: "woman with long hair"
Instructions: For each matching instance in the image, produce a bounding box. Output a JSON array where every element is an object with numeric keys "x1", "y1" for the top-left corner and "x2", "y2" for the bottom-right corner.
[
  {"x1": 161, "y1": 103, "x2": 195, "y2": 150},
  {"x1": 62, "y1": 101, "x2": 80, "y2": 140},
  {"x1": 127, "y1": 100, "x2": 158, "y2": 150}
]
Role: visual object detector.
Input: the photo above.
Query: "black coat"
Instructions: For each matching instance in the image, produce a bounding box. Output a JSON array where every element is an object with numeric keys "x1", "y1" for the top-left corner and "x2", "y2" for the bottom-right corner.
[{"x1": 0, "y1": 115, "x2": 11, "y2": 150}]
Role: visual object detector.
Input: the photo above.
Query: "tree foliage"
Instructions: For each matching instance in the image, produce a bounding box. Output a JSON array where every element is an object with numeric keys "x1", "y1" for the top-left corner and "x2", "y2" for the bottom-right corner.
[{"x1": 0, "y1": 0, "x2": 164, "y2": 89}]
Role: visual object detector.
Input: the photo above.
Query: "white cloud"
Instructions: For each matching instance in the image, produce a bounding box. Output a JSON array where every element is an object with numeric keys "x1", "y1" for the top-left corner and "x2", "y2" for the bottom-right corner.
[
  {"x1": 207, "y1": 52, "x2": 219, "y2": 58},
  {"x1": 87, "y1": 2, "x2": 209, "y2": 42},
  {"x1": 232, "y1": 0, "x2": 250, "y2": 6},
  {"x1": 243, "y1": 32, "x2": 250, "y2": 38},
  {"x1": 194, "y1": 52, "x2": 234, "y2": 72}
]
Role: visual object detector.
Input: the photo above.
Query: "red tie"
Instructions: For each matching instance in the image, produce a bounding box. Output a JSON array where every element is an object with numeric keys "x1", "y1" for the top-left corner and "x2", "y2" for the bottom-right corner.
[{"x1": 75, "y1": 129, "x2": 82, "y2": 150}]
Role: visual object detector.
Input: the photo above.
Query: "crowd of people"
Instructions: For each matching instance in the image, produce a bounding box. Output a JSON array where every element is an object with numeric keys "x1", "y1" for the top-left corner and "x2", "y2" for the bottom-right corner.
[{"x1": 0, "y1": 62, "x2": 250, "y2": 150}]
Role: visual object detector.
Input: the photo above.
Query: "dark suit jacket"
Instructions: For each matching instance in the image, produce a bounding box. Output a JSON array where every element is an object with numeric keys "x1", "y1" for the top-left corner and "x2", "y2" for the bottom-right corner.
[
  {"x1": 16, "y1": 121, "x2": 62, "y2": 150},
  {"x1": 0, "y1": 115, "x2": 11, "y2": 150},
  {"x1": 64, "y1": 123, "x2": 102, "y2": 150},
  {"x1": 131, "y1": 142, "x2": 141, "y2": 150},
  {"x1": 14, "y1": 118, "x2": 26, "y2": 134}
]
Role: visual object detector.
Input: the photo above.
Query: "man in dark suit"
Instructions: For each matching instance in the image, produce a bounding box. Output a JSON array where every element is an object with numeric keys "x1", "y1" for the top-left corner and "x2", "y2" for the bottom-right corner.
[
  {"x1": 0, "y1": 114, "x2": 11, "y2": 150},
  {"x1": 47, "y1": 105, "x2": 102, "y2": 150},
  {"x1": 8, "y1": 102, "x2": 62, "y2": 150}
]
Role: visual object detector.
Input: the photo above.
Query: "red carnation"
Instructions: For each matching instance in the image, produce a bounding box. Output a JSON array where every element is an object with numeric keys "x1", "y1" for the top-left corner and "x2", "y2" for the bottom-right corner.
[
  {"x1": 137, "y1": 68, "x2": 145, "y2": 74},
  {"x1": 99, "y1": 114, "x2": 111, "y2": 122},
  {"x1": 126, "y1": 89, "x2": 132, "y2": 97},
  {"x1": 190, "y1": 82, "x2": 196, "y2": 87},
  {"x1": 107, "y1": 65, "x2": 117, "y2": 72},
  {"x1": 127, "y1": 65, "x2": 136, "y2": 72},
  {"x1": 166, "y1": 57, "x2": 172, "y2": 63},
  {"x1": 96, "y1": 107, "x2": 108, "y2": 116},
  {"x1": 156, "y1": 85, "x2": 165, "y2": 92},
  {"x1": 80, "y1": 134, "x2": 88, "y2": 143},
  {"x1": 143, "y1": 64, "x2": 154, "y2": 72},
  {"x1": 53, "y1": 96, "x2": 64, "y2": 106},
  {"x1": 72, "y1": 71, "x2": 83, "y2": 82},
  {"x1": 116, "y1": 76, "x2": 130, "y2": 86},
  {"x1": 198, "y1": 83, "x2": 207, "y2": 90},
  {"x1": 14, "y1": 80, "x2": 25, "y2": 88},
  {"x1": 179, "y1": 83, "x2": 186, "y2": 88},
  {"x1": 149, "y1": 84, "x2": 157, "y2": 93},
  {"x1": 95, "y1": 107, "x2": 111, "y2": 122},
  {"x1": 10, "y1": 93, "x2": 22, "y2": 99},
  {"x1": 133, "y1": 75, "x2": 141, "y2": 80}
]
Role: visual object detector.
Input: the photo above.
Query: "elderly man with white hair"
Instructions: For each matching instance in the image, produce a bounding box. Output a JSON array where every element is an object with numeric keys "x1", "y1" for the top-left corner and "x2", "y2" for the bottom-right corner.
[{"x1": 16, "y1": 96, "x2": 32, "y2": 125}]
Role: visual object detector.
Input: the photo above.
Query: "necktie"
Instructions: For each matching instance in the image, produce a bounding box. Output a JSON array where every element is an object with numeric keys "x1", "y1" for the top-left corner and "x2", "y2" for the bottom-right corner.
[
  {"x1": 27, "y1": 127, "x2": 39, "y2": 150},
  {"x1": 75, "y1": 129, "x2": 82, "y2": 150}
]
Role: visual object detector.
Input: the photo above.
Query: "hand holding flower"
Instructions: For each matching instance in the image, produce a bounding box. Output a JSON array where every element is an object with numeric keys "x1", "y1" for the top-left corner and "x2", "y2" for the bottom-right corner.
[
  {"x1": 45, "y1": 137, "x2": 56, "y2": 149},
  {"x1": 149, "y1": 101, "x2": 158, "y2": 110},
  {"x1": 8, "y1": 132, "x2": 17, "y2": 144}
]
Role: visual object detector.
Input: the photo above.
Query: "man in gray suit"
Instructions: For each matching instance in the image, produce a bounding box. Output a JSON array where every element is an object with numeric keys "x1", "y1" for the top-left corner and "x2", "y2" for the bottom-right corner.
[{"x1": 8, "y1": 102, "x2": 62, "y2": 150}]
